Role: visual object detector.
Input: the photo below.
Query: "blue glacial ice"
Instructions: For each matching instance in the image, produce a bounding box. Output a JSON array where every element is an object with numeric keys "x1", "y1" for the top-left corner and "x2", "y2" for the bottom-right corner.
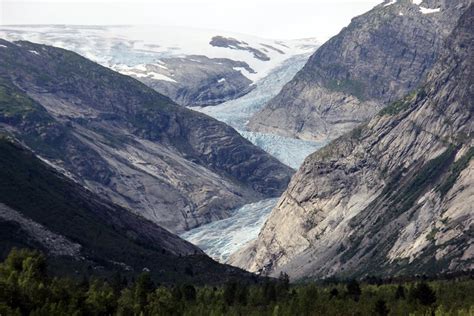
[
  {"x1": 195, "y1": 53, "x2": 327, "y2": 169},
  {"x1": 180, "y1": 198, "x2": 278, "y2": 262},
  {"x1": 182, "y1": 53, "x2": 327, "y2": 263}
]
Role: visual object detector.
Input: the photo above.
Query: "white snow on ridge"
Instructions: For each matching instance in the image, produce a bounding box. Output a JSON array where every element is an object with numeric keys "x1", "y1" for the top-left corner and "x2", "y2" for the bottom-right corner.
[
  {"x1": 0, "y1": 25, "x2": 319, "y2": 83},
  {"x1": 384, "y1": 0, "x2": 397, "y2": 7},
  {"x1": 111, "y1": 64, "x2": 177, "y2": 82},
  {"x1": 0, "y1": 44, "x2": 7, "y2": 48},
  {"x1": 419, "y1": 7, "x2": 441, "y2": 14},
  {"x1": 412, "y1": 0, "x2": 422, "y2": 5},
  {"x1": 146, "y1": 72, "x2": 177, "y2": 82}
]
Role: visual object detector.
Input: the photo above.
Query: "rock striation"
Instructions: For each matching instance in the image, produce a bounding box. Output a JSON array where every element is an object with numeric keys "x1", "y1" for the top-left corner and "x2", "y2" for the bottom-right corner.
[
  {"x1": 230, "y1": 4, "x2": 473, "y2": 279},
  {"x1": 248, "y1": 0, "x2": 471, "y2": 141}
]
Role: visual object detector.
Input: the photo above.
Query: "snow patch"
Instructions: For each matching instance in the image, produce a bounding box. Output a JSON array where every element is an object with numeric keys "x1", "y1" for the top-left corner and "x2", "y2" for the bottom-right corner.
[
  {"x1": 113, "y1": 64, "x2": 177, "y2": 83},
  {"x1": 412, "y1": 0, "x2": 422, "y2": 5},
  {"x1": 28, "y1": 50, "x2": 40, "y2": 55},
  {"x1": 384, "y1": 0, "x2": 397, "y2": 7},
  {"x1": 0, "y1": 44, "x2": 7, "y2": 48},
  {"x1": 419, "y1": 7, "x2": 441, "y2": 14},
  {"x1": 217, "y1": 78, "x2": 226, "y2": 83},
  {"x1": 134, "y1": 64, "x2": 147, "y2": 71},
  {"x1": 146, "y1": 72, "x2": 177, "y2": 82}
]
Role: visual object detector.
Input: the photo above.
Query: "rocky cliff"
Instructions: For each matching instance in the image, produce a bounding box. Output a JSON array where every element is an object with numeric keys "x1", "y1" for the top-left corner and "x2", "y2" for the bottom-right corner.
[
  {"x1": 248, "y1": 0, "x2": 471, "y2": 141},
  {"x1": 229, "y1": 5, "x2": 473, "y2": 279},
  {"x1": 0, "y1": 40, "x2": 293, "y2": 233}
]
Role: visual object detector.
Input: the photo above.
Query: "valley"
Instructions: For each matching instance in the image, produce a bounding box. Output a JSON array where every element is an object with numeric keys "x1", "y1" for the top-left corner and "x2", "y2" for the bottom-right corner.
[
  {"x1": 183, "y1": 53, "x2": 327, "y2": 261},
  {"x1": 0, "y1": 0, "x2": 472, "y2": 295}
]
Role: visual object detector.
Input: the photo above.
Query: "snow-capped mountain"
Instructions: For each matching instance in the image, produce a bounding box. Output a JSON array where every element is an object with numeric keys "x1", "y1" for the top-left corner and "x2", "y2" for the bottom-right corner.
[{"x1": 0, "y1": 25, "x2": 318, "y2": 106}]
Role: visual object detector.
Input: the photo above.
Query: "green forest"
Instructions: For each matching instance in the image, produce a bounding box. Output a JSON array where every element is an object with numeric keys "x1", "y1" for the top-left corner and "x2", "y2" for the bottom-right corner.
[{"x1": 0, "y1": 249, "x2": 473, "y2": 315}]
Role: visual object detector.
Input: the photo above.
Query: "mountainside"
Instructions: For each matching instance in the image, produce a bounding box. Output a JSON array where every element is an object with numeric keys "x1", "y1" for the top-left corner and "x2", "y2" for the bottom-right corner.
[
  {"x1": 229, "y1": 5, "x2": 473, "y2": 279},
  {"x1": 0, "y1": 25, "x2": 318, "y2": 106},
  {"x1": 248, "y1": 0, "x2": 471, "y2": 141},
  {"x1": 0, "y1": 39, "x2": 293, "y2": 233},
  {"x1": 0, "y1": 136, "x2": 252, "y2": 283}
]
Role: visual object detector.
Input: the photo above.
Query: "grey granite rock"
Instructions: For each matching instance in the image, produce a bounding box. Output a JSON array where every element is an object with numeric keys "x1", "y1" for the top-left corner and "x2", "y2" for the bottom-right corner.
[
  {"x1": 248, "y1": 0, "x2": 471, "y2": 141},
  {"x1": 133, "y1": 55, "x2": 256, "y2": 106},
  {"x1": 230, "y1": 5, "x2": 473, "y2": 279}
]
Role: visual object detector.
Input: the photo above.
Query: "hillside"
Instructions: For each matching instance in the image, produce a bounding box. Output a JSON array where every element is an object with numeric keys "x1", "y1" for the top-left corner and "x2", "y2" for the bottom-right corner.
[
  {"x1": 230, "y1": 4, "x2": 473, "y2": 279},
  {"x1": 0, "y1": 39, "x2": 293, "y2": 233},
  {"x1": 0, "y1": 136, "x2": 253, "y2": 283}
]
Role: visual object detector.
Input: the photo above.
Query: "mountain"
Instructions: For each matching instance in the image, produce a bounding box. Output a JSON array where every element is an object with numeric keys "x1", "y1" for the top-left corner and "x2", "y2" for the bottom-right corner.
[
  {"x1": 229, "y1": 4, "x2": 473, "y2": 279},
  {"x1": 248, "y1": 0, "x2": 471, "y2": 141},
  {"x1": 0, "y1": 25, "x2": 318, "y2": 107},
  {"x1": 0, "y1": 136, "x2": 253, "y2": 283},
  {"x1": 0, "y1": 39, "x2": 293, "y2": 233}
]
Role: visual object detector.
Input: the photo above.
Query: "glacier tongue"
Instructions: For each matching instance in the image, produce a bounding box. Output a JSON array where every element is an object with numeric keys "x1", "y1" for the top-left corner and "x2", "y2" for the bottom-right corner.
[
  {"x1": 180, "y1": 198, "x2": 278, "y2": 262},
  {"x1": 197, "y1": 53, "x2": 311, "y2": 130},
  {"x1": 239, "y1": 131, "x2": 326, "y2": 169},
  {"x1": 182, "y1": 52, "x2": 326, "y2": 262},
  {"x1": 196, "y1": 53, "x2": 326, "y2": 169}
]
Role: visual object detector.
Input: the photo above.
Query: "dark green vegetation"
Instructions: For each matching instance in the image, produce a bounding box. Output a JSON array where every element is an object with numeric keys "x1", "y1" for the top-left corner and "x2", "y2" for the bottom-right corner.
[
  {"x1": 437, "y1": 147, "x2": 474, "y2": 197},
  {"x1": 326, "y1": 77, "x2": 367, "y2": 101},
  {"x1": 0, "y1": 137, "x2": 251, "y2": 284},
  {"x1": 378, "y1": 88, "x2": 426, "y2": 116},
  {"x1": 1, "y1": 249, "x2": 473, "y2": 315}
]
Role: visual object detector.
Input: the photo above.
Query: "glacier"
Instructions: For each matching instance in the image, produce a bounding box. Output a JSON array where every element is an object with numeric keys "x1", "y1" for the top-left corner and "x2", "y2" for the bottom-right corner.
[
  {"x1": 195, "y1": 53, "x2": 327, "y2": 169},
  {"x1": 0, "y1": 25, "x2": 325, "y2": 263},
  {"x1": 182, "y1": 53, "x2": 327, "y2": 262},
  {"x1": 180, "y1": 198, "x2": 278, "y2": 262}
]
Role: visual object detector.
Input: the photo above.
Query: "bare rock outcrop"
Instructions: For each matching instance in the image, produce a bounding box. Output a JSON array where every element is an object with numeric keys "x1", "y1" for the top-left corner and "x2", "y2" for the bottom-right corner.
[{"x1": 230, "y1": 5, "x2": 473, "y2": 279}]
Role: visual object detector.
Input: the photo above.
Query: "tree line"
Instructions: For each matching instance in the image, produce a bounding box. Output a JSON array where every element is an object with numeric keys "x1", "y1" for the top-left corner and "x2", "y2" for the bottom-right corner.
[{"x1": 0, "y1": 249, "x2": 473, "y2": 315}]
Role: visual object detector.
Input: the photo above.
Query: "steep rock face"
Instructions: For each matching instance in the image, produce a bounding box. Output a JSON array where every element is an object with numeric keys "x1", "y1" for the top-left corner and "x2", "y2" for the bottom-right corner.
[
  {"x1": 0, "y1": 137, "x2": 254, "y2": 283},
  {"x1": 0, "y1": 40, "x2": 293, "y2": 233},
  {"x1": 229, "y1": 5, "x2": 473, "y2": 279},
  {"x1": 248, "y1": 0, "x2": 471, "y2": 141}
]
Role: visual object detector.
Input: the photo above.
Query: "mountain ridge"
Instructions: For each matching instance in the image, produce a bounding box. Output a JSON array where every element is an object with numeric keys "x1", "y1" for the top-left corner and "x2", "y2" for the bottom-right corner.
[
  {"x1": 248, "y1": 0, "x2": 471, "y2": 141},
  {"x1": 0, "y1": 39, "x2": 293, "y2": 233}
]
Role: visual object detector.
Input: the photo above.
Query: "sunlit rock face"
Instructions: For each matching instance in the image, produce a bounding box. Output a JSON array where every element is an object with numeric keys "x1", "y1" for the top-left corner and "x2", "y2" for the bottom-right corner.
[
  {"x1": 248, "y1": 0, "x2": 470, "y2": 142},
  {"x1": 230, "y1": 5, "x2": 474, "y2": 280}
]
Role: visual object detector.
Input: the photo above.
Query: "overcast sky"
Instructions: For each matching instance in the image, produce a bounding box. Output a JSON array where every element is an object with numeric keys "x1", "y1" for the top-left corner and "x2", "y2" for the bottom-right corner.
[{"x1": 0, "y1": 0, "x2": 382, "y2": 39}]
